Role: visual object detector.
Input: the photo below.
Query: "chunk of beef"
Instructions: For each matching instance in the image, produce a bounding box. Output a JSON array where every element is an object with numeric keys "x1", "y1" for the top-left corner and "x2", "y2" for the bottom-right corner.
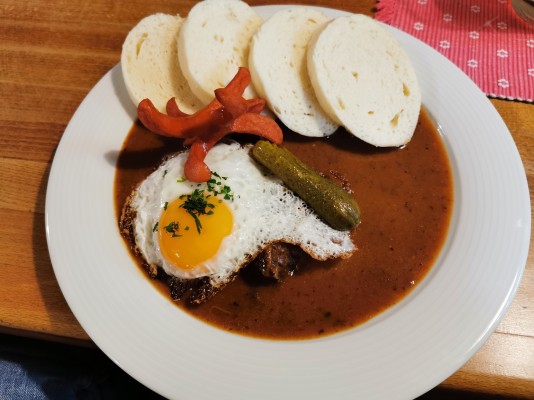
[
  {"x1": 252, "y1": 242, "x2": 303, "y2": 281},
  {"x1": 166, "y1": 274, "x2": 232, "y2": 305}
]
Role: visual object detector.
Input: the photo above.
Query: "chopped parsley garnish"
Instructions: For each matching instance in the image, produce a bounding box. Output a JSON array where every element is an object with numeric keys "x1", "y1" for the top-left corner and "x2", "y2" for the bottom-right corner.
[
  {"x1": 179, "y1": 189, "x2": 215, "y2": 234},
  {"x1": 206, "y1": 171, "x2": 234, "y2": 201},
  {"x1": 163, "y1": 201, "x2": 168, "y2": 210},
  {"x1": 220, "y1": 185, "x2": 234, "y2": 201},
  {"x1": 172, "y1": 171, "x2": 234, "y2": 234},
  {"x1": 152, "y1": 222, "x2": 158, "y2": 232},
  {"x1": 163, "y1": 221, "x2": 181, "y2": 238},
  {"x1": 176, "y1": 176, "x2": 186, "y2": 183}
]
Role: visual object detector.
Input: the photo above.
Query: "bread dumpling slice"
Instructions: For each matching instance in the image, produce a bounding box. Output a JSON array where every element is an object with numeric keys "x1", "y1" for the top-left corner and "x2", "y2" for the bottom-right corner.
[
  {"x1": 307, "y1": 14, "x2": 421, "y2": 147},
  {"x1": 178, "y1": 0, "x2": 263, "y2": 105},
  {"x1": 249, "y1": 7, "x2": 338, "y2": 137},
  {"x1": 121, "y1": 13, "x2": 203, "y2": 114}
]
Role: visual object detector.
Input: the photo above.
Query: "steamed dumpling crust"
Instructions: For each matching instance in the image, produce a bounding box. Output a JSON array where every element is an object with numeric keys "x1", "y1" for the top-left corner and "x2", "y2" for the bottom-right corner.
[
  {"x1": 178, "y1": 0, "x2": 263, "y2": 104},
  {"x1": 307, "y1": 14, "x2": 421, "y2": 147},
  {"x1": 249, "y1": 7, "x2": 338, "y2": 137},
  {"x1": 121, "y1": 13, "x2": 203, "y2": 113}
]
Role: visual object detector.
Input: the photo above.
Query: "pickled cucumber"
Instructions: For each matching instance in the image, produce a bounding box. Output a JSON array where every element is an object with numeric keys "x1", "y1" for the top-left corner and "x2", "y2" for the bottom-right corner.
[{"x1": 252, "y1": 140, "x2": 360, "y2": 231}]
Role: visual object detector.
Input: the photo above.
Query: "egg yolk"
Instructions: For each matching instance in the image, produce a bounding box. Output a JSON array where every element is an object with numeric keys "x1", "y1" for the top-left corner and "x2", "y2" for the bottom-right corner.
[{"x1": 158, "y1": 196, "x2": 233, "y2": 271}]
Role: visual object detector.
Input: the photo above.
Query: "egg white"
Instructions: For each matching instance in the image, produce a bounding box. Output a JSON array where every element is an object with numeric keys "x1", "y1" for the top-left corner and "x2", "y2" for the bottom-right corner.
[{"x1": 131, "y1": 142, "x2": 355, "y2": 286}]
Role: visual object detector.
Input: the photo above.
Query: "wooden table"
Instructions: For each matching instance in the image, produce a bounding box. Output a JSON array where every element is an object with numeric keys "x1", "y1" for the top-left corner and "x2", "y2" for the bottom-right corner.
[{"x1": 1, "y1": 0, "x2": 532, "y2": 397}]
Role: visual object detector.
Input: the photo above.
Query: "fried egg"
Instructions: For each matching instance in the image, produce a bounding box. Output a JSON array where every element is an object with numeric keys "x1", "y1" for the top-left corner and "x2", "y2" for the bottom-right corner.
[{"x1": 130, "y1": 142, "x2": 355, "y2": 287}]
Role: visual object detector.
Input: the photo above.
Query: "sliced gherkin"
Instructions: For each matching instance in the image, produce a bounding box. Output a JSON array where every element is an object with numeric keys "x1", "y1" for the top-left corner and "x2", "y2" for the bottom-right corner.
[{"x1": 252, "y1": 140, "x2": 360, "y2": 231}]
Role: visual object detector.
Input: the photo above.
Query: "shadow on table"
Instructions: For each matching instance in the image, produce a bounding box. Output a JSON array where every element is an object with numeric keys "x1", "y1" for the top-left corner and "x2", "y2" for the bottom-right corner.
[
  {"x1": 418, "y1": 389, "x2": 524, "y2": 399},
  {"x1": 0, "y1": 334, "x2": 164, "y2": 399},
  {"x1": 0, "y1": 333, "x2": 526, "y2": 400}
]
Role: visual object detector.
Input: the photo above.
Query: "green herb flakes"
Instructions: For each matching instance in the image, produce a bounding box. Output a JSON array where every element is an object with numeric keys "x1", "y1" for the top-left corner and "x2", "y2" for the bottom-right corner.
[
  {"x1": 163, "y1": 221, "x2": 181, "y2": 238},
  {"x1": 179, "y1": 189, "x2": 213, "y2": 234}
]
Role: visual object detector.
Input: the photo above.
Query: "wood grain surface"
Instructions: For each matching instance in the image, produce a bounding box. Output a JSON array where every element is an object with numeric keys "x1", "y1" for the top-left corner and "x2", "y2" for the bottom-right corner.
[{"x1": 0, "y1": 0, "x2": 532, "y2": 398}]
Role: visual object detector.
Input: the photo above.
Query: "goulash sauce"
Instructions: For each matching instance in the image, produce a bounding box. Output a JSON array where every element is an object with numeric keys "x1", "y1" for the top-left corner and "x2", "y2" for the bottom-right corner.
[{"x1": 115, "y1": 109, "x2": 453, "y2": 339}]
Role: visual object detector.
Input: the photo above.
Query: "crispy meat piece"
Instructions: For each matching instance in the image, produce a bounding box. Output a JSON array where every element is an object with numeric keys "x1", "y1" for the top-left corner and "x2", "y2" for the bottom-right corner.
[
  {"x1": 251, "y1": 242, "x2": 303, "y2": 281},
  {"x1": 166, "y1": 275, "x2": 232, "y2": 305}
]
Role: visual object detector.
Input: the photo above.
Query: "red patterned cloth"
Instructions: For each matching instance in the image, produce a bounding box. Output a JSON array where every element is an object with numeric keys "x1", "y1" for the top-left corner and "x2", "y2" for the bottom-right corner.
[{"x1": 376, "y1": 0, "x2": 534, "y2": 102}]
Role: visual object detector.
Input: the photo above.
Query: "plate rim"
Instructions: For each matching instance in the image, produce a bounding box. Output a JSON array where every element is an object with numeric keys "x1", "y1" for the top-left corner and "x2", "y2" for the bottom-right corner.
[{"x1": 45, "y1": 5, "x2": 531, "y2": 400}]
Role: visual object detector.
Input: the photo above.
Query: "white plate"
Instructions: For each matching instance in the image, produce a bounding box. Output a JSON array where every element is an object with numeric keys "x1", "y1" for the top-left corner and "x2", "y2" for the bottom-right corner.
[{"x1": 45, "y1": 5, "x2": 531, "y2": 400}]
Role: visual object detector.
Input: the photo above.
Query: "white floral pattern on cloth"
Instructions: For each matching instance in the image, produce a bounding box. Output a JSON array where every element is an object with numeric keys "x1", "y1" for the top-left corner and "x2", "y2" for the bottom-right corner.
[{"x1": 376, "y1": 0, "x2": 534, "y2": 102}]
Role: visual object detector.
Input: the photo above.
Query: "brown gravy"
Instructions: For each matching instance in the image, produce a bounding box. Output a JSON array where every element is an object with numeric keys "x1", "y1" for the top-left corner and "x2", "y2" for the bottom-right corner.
[{"x1": 114, "y1": 109, "x2": 453, "y2": 340}]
